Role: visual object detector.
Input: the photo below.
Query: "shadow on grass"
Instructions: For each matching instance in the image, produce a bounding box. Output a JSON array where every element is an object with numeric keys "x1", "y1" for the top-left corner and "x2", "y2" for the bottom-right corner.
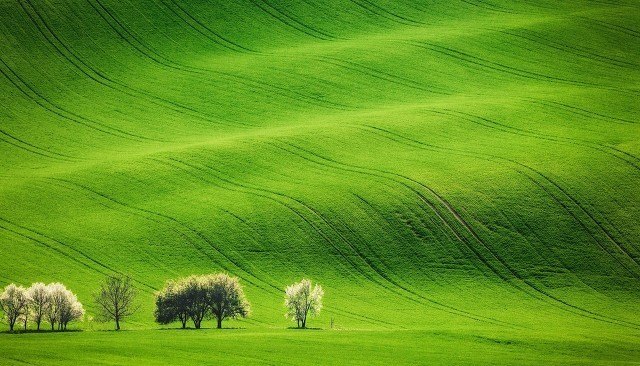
[
  {"x1": 1, "y1": 329, "x2": 82, "y2": 334},
  {"x1": 286, "y1": 327, "x2": 323, "y2": 331},
  {"x1": 95, "y1": 329, "x2": 137, "y2": 333},
  {"x1": 158, "y1": 327, "x2": 247, "y2": 331}
]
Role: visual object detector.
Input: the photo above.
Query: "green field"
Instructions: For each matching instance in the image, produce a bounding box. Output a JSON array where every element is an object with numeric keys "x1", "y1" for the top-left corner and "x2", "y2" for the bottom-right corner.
[{"x1": 1, "y1": 0, "x2": 639, "y2": 364}]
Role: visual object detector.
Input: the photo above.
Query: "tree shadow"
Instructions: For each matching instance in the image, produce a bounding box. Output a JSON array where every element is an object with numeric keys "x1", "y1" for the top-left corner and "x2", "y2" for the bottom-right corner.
[
  {"x1": 157, "y1": 327, "x2": 247, "y2": 331},
  {"x1": 286, "y1": 327, "x2": 323, "y2": 330},
  {"x1": 1, "y1": 329, "x2": 83, "y2": 334}
]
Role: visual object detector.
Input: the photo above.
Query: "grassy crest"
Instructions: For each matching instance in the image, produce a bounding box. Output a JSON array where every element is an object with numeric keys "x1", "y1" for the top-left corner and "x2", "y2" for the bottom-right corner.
[{"x1": 1, "y1": 0, "x2": 639, "y2": 364}]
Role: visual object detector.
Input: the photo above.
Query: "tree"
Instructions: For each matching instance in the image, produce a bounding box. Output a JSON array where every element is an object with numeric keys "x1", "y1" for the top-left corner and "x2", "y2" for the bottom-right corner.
[
  {"x1": 46, "y1": 283, "x2": 64, "y2": 331},
  {"x1": 27, "y1": 282, "x2": 50, "y2": 331},
  {"x1": 95, "y1": 275, "x2": 138, "y2": 330},
  {"x1": 59, "y1": 297, "x2": 84, "y2": 330},
  {"x1": 154, "y1": 274, "x2": 250, "y2": 329},
  {"x1": 284, "y1": 279, "x2": 323, "y2": 328},
  {"x1": 155, "y1": 280, "x2": 190, "y2": 329},
  {"x1": 46, "y1": 283, "x2": 83, "y2": 331},
  {"x1": 183, "y1": 276, "x2": 208, "y2": 329},
  {"x1": 203, "y1": 273, "x2": 250, "y2": 329},
  {"x1": 0, "y1": 284, "x2": 29, "y2": 331}
]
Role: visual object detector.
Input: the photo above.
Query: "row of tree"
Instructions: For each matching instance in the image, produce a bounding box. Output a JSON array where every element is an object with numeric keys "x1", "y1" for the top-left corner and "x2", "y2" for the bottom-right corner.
[
  {"x1": 0, "y1": 283, "x2": 84, "y2": 331},
  {"x1": 1, "y1": 275, "x2": 324, "y2": 331},
  {"x1": 154, "y1": 273, "x2": 250, "y2": 329}
]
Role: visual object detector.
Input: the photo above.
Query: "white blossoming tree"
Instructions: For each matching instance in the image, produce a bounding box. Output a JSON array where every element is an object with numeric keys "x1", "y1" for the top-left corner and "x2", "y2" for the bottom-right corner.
[
  {"x1": 0, "y1": 284, "x2": 30, "y2": 331},
  {"x1": 284, "y1": 279, "x2": 323, "y2": 328},
  {"x1": 46, "y1": 283, "x2": 83, "y2": 331},
  {"x1": 27, "y1": 282, "x2": 50, "y2": 331}
]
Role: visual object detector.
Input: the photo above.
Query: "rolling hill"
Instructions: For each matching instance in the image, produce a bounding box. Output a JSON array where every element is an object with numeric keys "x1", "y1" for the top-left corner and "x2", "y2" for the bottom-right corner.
[{"x1": 1, "y1": 0, "x2": 639, "y2": 364}]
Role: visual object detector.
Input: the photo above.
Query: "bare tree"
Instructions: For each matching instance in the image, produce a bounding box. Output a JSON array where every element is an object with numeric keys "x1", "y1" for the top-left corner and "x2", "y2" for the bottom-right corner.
[
  {"x1": 95, "y1": 275, "x2": 138, "y2": 330},
  {"x1": 0, "y1": 284, "x2": 30, "y2": 331},
  {"x1": 285, "y1": 279, "x2": 323, "y2": 328}
]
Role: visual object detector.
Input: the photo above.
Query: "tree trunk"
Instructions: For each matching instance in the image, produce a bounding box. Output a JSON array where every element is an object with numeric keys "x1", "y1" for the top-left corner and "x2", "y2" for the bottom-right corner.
[
  {"x1": 217, "y1": 316, "x2": 222, "y2": 329},
  {"x1": 36, "y1": 320, "x2": 41, "y2": 331},
  {"x1": 51, "y1": 322, "x2": 55, "y2": 331},
  {"x1": 116, "y1": 318, "x2": 120, "y2": 331},
  {"x1": 9, "y1": 320, "x2": 14, "y2": 331}
]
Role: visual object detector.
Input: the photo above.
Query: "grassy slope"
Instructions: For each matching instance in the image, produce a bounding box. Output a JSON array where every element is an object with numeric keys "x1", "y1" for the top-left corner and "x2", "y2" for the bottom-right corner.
[{"x1": 1, "y1": 0, "x2": 639, "y2": 364}]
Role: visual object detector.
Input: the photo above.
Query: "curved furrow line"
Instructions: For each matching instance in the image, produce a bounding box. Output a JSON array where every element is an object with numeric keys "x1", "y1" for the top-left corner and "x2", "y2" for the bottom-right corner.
[
  {"x1": 349, "y1": 0, "x2": 424, "y2": 26},
  {"x1": 18, "y1": 0, "x2": 240, "y2": 130},
  {"x1": 516, "y1": 171, "x2": 640, "y2": 280},
  {"x1": 43, "y1": 178, "x2": 194, "y2": 280},
  {"x1": 459, "y1": 0, "x2": 516, "y2": 14},
  {"x1": 154, "y1": 158, "x2": 398, "y2": 301},
  {"x1": 76, "y1": 0, "x2": 353, "y2": 113},
  {"x1": 581, "y1": 16, "x2": 640, "y2": 41},
  {"x1": 508, "y1": 162, "x2": 640, "y2": 274},
  {"x1": 153, "y1": 158, "x2": 401, "y2": 327},
  {"x1": 276, "y1": 139, "x2": 640, "y2": 329},
  {"x1": 259, "y1": 0, "x2": 339, "y2": 39},
  {"x1": 215, "y1": 70, "x2": 354, "y2": 111},
  {"x1": 0, "y1": 129, "x2": 78, "y2": 161},
  {"x1": 272, "y1": 140, "x2": 533, "y2": 287},
  {"x1": 348, "y1": 192, "x2": 520, "y2": 328},
  {"x1": 315, "y1": 55, "x2": 449, "y2": 95},
  {"x1": 87, "y1": 0, "x2": 195, "y2": 73},
  {"x1": 498, "y1": 158, "x2": 640, "y2": 282},
  {"x1": 358, "y1": 123, "x2": 640, "y2": 290},
  {"x1": 0, "y1": 135, "x2": 71, "y2": 163},
  {"x1": 0, "y1": 216, "x2": 157, "y2": 293},
  {"x1": 49, "y1": 177, "x2": 375, "y2": 326},
  {"x1": 159, "y1": 158, "x2": 432, "y2": 301},
  {"x1": 526, "y1": 98, "x2": 638, "y2": 125},
  {"x1": 162, "y1": 155, "x2": 511, "y2": 326},
  {"x1": 358, "y1": 123, "x2": 640, "y2": 277},
  {"x1": 406, "y1": 40, "x2": 599, "y2": 88},
  {"x1": 350, "y1": 192, "x2": 489, "y2": 277},
  {"x1": 255, "y1": 147, "x2": 515, "y2": 326},
  {"x1": 248, "y1": 0, "x2": 333, "y2": 41},
  {"x1": 364, "y1": 159, "x2": 640, "y2": 329},
  {"x1": 160, "y1": 0, "x2": 256, "y2": 53},
  {"x1": 268, "y1": 142, "x2": 537, "y2": 289},
  {"x1": 159, "y1": 157, "x2": 382, "y2": 288},
  {"x1": 183, "y1": 206, "x2": 394, "y2": 327},
  {"x1": 436, "y1": 109, "x2": 640, "y2": 173},
  {"x1": 45, "y1": 177, "x2": 285, "y2": 298},
  {"x1": 499, "y1": 29, "x2": 640, "y2": 69},
  {"x1": 72, "y1": 0, "x2": 357, "y2": 113},
  {"x1": 0, "y1": 56, "x2": 151, "y2": 143},
  {"x1": 511, "y1": 208, "x2": 616, "y2": 300}
]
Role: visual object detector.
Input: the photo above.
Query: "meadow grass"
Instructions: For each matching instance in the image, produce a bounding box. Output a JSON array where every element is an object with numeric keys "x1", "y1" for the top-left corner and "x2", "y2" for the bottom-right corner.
[{"x1": 1, "y1": 0, "x2": 639, "y2": 364}]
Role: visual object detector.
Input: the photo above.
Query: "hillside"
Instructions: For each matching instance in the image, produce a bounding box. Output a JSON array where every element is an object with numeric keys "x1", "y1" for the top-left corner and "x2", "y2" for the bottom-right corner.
[{"x1": 1, "y1": 0, "x2": 639, "y2": 364}]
